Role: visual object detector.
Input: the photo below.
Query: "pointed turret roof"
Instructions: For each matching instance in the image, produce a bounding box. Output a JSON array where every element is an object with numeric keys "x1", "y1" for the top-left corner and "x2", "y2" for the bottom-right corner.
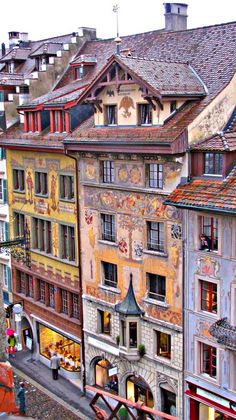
[{"x1": 115, "y1": 274, "x2": 145, "y2": 316}]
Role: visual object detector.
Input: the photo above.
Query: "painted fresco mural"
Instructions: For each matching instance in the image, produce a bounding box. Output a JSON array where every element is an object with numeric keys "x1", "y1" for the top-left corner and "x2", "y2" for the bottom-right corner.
[{"x1": 7, "y1": 150, "x2": 78, "y2": 284}]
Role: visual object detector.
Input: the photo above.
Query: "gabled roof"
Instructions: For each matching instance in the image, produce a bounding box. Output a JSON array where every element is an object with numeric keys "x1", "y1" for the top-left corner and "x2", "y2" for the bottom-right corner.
[
  {"x1": 191, "y1": 131, "x2": 236, "y2": 152},
  {"x1": 115, "y1": 55, "x2": 207, "y2": 97},
  {"x1": 165, "y1": 165, "x2": 236, "y2": 213},
  {"x1": 29, "y1": 42, "x2": 63, "y2": 57},
  {"x1": 115, "y1": 275, "x2": 144, "y2": 316},
  {"x1": 0, "y1": 48, "x2": 31, "y2": 62}
]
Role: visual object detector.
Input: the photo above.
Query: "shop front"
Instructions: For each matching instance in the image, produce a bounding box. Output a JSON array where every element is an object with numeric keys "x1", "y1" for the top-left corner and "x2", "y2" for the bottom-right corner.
[
  {"x1": 94, "y1": 358, "x2": 118, "y2": 394},
  {"x1": 126, "y1": 374, "x2": 154, "y2": 408},
  {"x1": 186, "y1": 383, "x2": 236, "y2": 420},
  {"x1": 37, "y1": 323, "x2": 81, "y2": 379}
]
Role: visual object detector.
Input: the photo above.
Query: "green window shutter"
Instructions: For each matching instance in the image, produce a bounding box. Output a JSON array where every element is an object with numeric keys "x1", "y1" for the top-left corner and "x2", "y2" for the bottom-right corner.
[
  {"x1": 3, "y1": 179, "x2": 7, "y2": 203},
  {"x1": 0, "y1": 148, "x2": 6, "y2": 160},
  {"x1": 7, "y1": 266, "x2": 12, "y2": 292},
  {"x1": 4, "y1": 222, "x2": 9, "y2": 241}
]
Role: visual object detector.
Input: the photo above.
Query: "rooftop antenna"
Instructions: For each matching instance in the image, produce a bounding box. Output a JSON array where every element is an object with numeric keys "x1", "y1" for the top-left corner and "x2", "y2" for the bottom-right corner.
[{"x1": 113, "y1": 4, "x2": 121, "y2": 55}]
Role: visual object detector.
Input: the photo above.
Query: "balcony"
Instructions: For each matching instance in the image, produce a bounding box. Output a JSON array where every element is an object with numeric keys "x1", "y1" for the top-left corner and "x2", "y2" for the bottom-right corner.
[{"x1": 209, "y1": 317, "x2": 236, "y2": 350}]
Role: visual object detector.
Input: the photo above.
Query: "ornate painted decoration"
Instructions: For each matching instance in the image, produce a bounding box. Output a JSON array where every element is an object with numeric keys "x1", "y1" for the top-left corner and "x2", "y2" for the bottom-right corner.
[
  {"x1": 209, "y1": 318, "x2": 236, "y2": 350},
  {"x1": 171, "y1": 224, "x2": 182, "y2": 240},
  {"x1": 196, "y1": 255, "x2": 220, "y2": 278},
  {"x1": 119, "y1": 96, "x2": 135, "y2": 118},
  {"x1": 85, "y1": 209, "x2": 93, "y2": 225}
]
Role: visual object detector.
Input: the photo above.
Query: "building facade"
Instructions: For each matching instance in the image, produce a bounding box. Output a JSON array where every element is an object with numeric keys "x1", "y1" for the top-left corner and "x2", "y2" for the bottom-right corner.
[{"x1": 166, "y1": 132, "x2": 236, "y2": 419}]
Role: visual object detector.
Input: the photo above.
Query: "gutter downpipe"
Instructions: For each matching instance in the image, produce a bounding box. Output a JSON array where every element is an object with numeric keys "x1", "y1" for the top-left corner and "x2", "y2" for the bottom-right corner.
[{"x1": 64, "y1": 145, "x2": 86, "y2": 395}]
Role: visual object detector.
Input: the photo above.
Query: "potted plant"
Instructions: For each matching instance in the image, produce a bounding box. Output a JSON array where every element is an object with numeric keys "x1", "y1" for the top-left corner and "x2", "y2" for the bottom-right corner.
[
  {"x1": 138, "y1": 343, "x2": 146, "y2": 357},
  {"x1": 118, "y1": 406, "x2": 129, "y2": 420}
]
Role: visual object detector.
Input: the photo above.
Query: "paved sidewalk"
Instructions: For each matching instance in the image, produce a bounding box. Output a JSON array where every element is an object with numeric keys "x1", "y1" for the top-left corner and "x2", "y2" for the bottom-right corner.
[{"x1": 9, "y1": 350, "x2": 94, "y2": 419}]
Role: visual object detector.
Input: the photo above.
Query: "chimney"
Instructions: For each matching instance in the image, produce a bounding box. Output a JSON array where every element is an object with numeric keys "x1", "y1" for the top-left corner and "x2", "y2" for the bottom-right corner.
[
  {"x1": 1, "y1": 43, "x2": 6, "y2": 57},
  {"x1": 164, "y1": 3, "x2": 188, "y2": 31},
  {"x1": 8, "y1": 31, "x2": 20, "y2": 48}
]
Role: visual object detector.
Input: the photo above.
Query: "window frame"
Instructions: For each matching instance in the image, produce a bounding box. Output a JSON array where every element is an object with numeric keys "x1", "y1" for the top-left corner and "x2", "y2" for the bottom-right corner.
[
  {"x1": 200, "y1": 342, "x2": 217, "y2": 379},
  {"x1": 156, "y1": 331, "x2": 171, "y2": 359},
  {"x1": 32, "y1": 217, "x2": 52, "y2": 254},
  {"x1": 147, "y1": 163, "x2": 163, "y2": 189},
  {"x1": 14, "y1": 212, "x2": 25, "y2": 237},
  {"x1": 59, "y1": 174, "x2": 75, "y2": 201},
  {"x1": 204, "y1": 153, "x2": 223, "y2": 175},
  {"x1": 35, "y1": 171, "x2": 48, "y2": 196},
  {"x1": 147, "y1": 221, "x2": 165, "y2": 253},
  {"x1": 200, "y1": 280, "x2": 217, "y2": 314},
  {"x1": 102, "y1": 261, "x2": 118, "y2": 289},
  {"x1": 147, "y1": 272, "x2": 166, "y2": 303},
  {"x1": 98, "y1": 309, "x2": 111, "y2": 335},
  {"x1": 61, "y1": 289, "x2": 68, "y2": 314},
  {"x1": 13, "y1": 169, "x2": 25, "y2": 192},
  {"x1": 138, "y1": 103, "x2": 153, "y2": 125},
  {"x1": 200, "y1": 215, "x2": 219, "y2": 252},
  {"x1": 102, "y1": 160, "x2": 115, "y2": 184},
  {"x1": 104, "y1": 104, "x2": 117, "y2": 126},
  {"x1": 101, "y1": 213, "x2": 116, "y2": 243},
  {"x1": 72, "y1": 293, "x2": 79, "y2": 319},
  {"x1": 60, "y1": 224, "x2": 76, "y2": 262}
]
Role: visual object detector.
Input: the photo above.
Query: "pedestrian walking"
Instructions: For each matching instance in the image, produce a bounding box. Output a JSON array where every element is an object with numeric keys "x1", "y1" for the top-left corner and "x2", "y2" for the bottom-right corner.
[
  {"x1": 7, "y1": 334, "x2": 17, "y2": 357},
  {"x1": 50, "y1": 352, "x2": 60, "y2": 380},
  {"x1": 17, "y1": 382, "x2": 26, "y2": 416}
]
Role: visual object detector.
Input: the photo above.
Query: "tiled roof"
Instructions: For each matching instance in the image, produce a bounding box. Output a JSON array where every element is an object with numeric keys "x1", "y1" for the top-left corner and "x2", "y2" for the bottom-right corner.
[
  {"x1": 29, "y1": 42, "x2": 63, "y2": 57},
  {"x1": 0, "y1": 48, "x2": 31, "y2": 62},
  {"x1": 0, "y1": 73, "x2": 25, "y2": 86},
  {"x1": 69, "y1": 99, "x2": 199, "y2": 144},
  {"x1": 116, "y1": 55, "x2": 206, "y2": 96},
  {"x1": 191, "y1": 132, "x2": 236, "y2": 151},
  {"x1": 165, "y1": 166, "x2": 236, "y2": 213}
]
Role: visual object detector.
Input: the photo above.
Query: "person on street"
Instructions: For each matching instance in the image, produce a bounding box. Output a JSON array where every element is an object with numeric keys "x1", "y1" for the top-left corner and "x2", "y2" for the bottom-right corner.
[
  {"x1": 50, "y1": 352, "x2": 60, "y2": 380},
  {"x1": 7, "y1": 334, "x2": 17, "y2": 357},
  {"x1": 17, "y1": 382, "x2": 26, "y2": 416}
]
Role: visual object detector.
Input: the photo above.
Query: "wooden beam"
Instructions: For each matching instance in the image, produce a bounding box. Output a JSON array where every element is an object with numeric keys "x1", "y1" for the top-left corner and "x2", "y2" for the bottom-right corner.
[
  {"x1": 153, "y1": 96, "x2": 164, "y2": 110},
  {"x1": 143, "y1": 96, "x2": 156, "y2": 111},
  {"x1": 84, "y1": 98, "x2": 102, "y2": 112}
]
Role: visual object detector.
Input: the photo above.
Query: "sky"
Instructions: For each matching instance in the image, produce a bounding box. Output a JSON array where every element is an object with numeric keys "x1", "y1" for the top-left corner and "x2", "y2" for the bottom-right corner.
[{"x1": 1, "y1": 0, "x2": 236, "y2": 45}]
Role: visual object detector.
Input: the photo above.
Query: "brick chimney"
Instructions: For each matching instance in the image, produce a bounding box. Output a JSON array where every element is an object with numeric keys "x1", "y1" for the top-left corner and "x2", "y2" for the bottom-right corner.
[{"x1": 164, "y1": 3, "x2": 188, "y2": 31}]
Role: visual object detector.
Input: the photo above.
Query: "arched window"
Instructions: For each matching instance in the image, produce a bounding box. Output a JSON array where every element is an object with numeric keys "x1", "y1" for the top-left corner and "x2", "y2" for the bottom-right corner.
[
  {"x1": 94, "y1": 358, "x2": 118, "y2": 394},
  {"x1": 126, "y1": 375, "x2": 154, "y2": 408}
]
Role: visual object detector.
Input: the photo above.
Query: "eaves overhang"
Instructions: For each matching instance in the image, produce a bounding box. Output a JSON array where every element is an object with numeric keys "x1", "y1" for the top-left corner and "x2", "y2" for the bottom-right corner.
[{"x1": 164, "y1": 200, "x2": 236, "y2": 215}]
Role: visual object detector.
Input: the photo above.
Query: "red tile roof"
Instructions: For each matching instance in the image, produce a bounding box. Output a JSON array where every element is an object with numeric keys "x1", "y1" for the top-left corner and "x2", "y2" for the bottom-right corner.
[
  {"x1": 191, "y1": 132, "x2": 236, "y2": 151},
  {"x1": 165, "y1": 166, "x2": 236, "y2": 213}
]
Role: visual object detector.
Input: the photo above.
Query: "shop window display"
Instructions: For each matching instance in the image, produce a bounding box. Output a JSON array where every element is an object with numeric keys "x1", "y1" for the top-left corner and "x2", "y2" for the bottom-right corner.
[
  {"x1": 39, "y1": 324, "x2": 80, "y2": 372},
  {"x1": 95, "y1": 359, "x2": 118, "y2": 394}
]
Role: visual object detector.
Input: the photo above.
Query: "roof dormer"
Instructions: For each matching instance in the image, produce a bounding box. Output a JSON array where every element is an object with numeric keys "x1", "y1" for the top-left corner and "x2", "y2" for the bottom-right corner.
[{"x1": 70, "y1": 54, "x2": 97, "y2": 80}]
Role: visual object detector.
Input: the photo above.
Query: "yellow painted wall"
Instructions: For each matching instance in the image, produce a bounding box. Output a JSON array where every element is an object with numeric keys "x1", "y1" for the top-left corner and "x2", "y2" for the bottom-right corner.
[
  {"x1": 94, "y1": 83, "x2": 184, "y2": 126},
  {"x1": 6, "y1": 149, "x2": 79, "y2": 282}
]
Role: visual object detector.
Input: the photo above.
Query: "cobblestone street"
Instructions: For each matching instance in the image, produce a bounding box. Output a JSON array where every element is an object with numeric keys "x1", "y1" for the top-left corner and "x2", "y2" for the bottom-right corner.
[{"x1": 13, "y1": 373, "x2": 82, "y2": 420}]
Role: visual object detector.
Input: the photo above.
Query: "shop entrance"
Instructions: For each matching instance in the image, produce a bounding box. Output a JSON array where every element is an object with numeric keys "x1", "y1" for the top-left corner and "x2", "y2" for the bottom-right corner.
[
  {"x1": 199, "y1": 403, "x2": 233, "y2": 419},
  {"x1": 94, "y1": 358, "x2": 118, "y2": 393},
  {"x1": 126, "y1": 375, "x2": 154, "y2": 408},
  {"x1": 21, "y1": 316, "x2": 33, "y2": 350}
]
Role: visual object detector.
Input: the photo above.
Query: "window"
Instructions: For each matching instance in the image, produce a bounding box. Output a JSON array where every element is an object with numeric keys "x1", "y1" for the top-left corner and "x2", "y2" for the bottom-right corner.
[
  {"x1": 147, "y1": 221, "x2": 165, "y2": 252},
  {"x1": 13, "y1": 169, "x2": 25, "y2": 192},
  {"x1": 147, "y1": 273, "x2": 166, "y2": 302},
  {"x1": 39, "y1": 280, "x2": 46, "y2": 303},
  {"x1": 129, "y1": 322, "x2": 137, "y2": 348},
  {"x1": 201, "y1": 343, "x2": 217, "y2": 378},
  {"x1": 0, "y1": 221, "x2": 8, "y2": 241},
  {"x1": 59, "y1": 175, "x2": 74, "y2": 200},
  {"x1": 170, "y1": 101, "x2": 177, "y2": 113},
  {"x1": 101, "y1": 214, "x2": 115, "y2": 242},
  {"x1": 104, "y1": 105, "x2": 117, "y2": 125},
  {"x1": 98, "y1": 310, "x2": 111, "y2": 335},
  {"x1": 61, "y1": 289, "x2": 68, "y2": 314},
  {"x1": 200, "y1": 281, "x2": 217, "y2": 314},
  {"x1": 72, "y1": 294, "x2": 79, "y2": 319},
  {"x1": 32, "y1": 218, "x2": 52, "y2": 254},
  {"x1": 61, "y1": 225, "x2": 75, "y2": 261},
  {"x1": 51, "y1": 110, "x2": 66, "y2": 133},
  {"x1": 76, "y1": 66, "x2": 84, "y2": 80},
  {"x1": 138, "y1": 104, "x2": 152, "y2": 125},
  {"x1": 35, "y1": 172, "x2": 48, "y2": 196},
  {"x1": 49, "y1": 285, "x2": 55, "y2": 308},
  {"x1": 14, "y1": 212, "x2": 25, "y2": 237},
  {"x1": 102, "y1": 262, "x2": 117, "y2": 288},
  {"x1": 200, "y1": 216, "x2": 218, "y2": 251},
  {"x1": 204, "y1": 153, "x2": 223, "y2": 175},
  {"x1": 28, "y1": 276, "x2": 34, "y2": 298},
  {"x1": 156, "y1": 331, "x2": 171, "y2": 359},
  {"x1": 102, "y1": 160, "x2": 115, "y2": 183},
  {"x1": 147, "y1": 163, "x2": 163, "y2": 189},
  {"x1": 16, "y1": 270, "x2": 32, "y2": 296}
]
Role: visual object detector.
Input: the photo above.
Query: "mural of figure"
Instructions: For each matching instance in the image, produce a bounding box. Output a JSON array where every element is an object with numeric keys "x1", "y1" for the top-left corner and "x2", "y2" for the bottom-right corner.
[
  {"x1": 26, "y1": 171, "x2": 33, "y2": 204},
  {"x1": 50, "y1": 174, "x2": 57, "y2": 211}
]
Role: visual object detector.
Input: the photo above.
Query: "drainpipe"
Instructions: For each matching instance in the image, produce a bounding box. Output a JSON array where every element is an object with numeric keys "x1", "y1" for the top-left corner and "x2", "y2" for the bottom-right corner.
[{"x1": 64, "y1": 146, "x2": 86, "y2": 395}]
